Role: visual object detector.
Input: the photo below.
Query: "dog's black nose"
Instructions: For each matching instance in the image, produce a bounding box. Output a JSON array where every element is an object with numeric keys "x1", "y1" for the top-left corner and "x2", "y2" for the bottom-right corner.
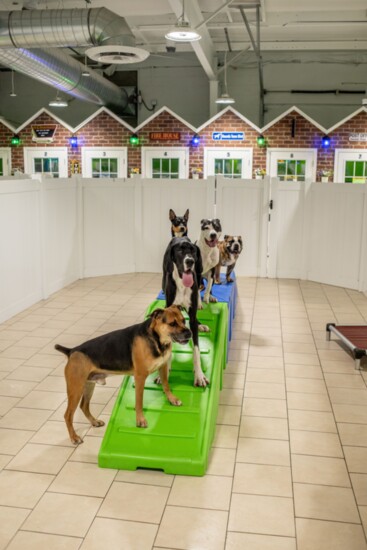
[
  {"x1": 233, "y1": 245, "x2": 239, "y2": 251},
  {"x1": 210, "y1": 232, "x2": 217, "y2": 240},
  {"x1": 185, "y1": 258, "x2": 194, "y2": 267}
]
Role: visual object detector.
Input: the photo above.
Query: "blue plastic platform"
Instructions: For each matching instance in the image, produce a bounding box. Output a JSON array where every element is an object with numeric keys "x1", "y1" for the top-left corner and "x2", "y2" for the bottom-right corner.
[{"x1": 98, "y1": 300, "x2": 228, "y2": 476}]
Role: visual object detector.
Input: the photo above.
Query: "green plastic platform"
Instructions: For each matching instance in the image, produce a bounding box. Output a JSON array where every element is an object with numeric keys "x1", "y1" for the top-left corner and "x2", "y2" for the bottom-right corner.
[{"x1": 98, "y1": 300, "x2": 228, "y2": 476}]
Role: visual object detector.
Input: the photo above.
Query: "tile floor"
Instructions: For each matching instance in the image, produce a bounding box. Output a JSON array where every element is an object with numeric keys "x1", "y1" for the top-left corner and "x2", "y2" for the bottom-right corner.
[{"x1": 0, "y1": 274, "x2": 367, "y2": 549}]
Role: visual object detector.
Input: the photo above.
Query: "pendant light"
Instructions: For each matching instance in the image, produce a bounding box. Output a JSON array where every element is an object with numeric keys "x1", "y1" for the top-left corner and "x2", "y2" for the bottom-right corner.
[
  {"x1": 82, "y1": 55, "x2": 90, "y2": 77},
  {"x1": 216, "y1": 51, "x2": 235, "y2": 105},
  {"x1": 165, "y1": 0, "x2": 201, "y2": 42},
  {"x1": 49, "y1": 91, "x2": 68, "y2": 108},
  {"x1": 9, "y1": 70, "x2": 17, "y2": 97}
]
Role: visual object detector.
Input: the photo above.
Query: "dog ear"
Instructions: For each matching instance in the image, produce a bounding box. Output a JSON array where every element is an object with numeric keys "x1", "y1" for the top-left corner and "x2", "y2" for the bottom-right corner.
[
  {"x1": 169, "y1": 209, "x2": 176, "y2": 221},
  {"x1": 238, "y1": 236, "x2": 243, "y2": 243},
  {"x1": 184, "y1": 209, "x2": 189, "y2": 221},
  {"x1": 194, "y1": 245, "x2": 203, "y2": 278},
  {"x1": 213, "y1": 219, "x2": 222, "y2": 232},
  {"x1": 224, "y1": 235, "x2": 229, "y2": 240},
  {"x1": 162, "y1": 242, "x2": 174, "y2": 274},
  {"x1": 150, "y1": 308, "x2": 164, "y2": 320}
]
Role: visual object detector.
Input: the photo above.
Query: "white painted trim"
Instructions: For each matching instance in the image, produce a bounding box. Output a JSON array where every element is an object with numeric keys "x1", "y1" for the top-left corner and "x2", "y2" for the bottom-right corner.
[
  {"x1": 327, "y1": 107, "x2": 367, "y2": 135},
  {"x1": 0, "y1": 118, "x2": 17, "y2": 133},
  {"x1": 135, "y1": 106, "x2": 197, "y2": 133},
  {"x1": 334, "y1": 148, "x2": 367, "y2": 184},
  {"x1": 196, "y1": 106, "x2": 261, "y2": 133},
  {"x1": 16, "y1": 108, "x2": 75, "y2": 134},
  {"x1": 260, "y1": 106, "x2": 328, "y2": 134},
  {"x1": 141, "y1": 146, "x2": 189, "y2": 178},
  {"x1": 266, "y1": 148, "x2": 318, "y2": 182},
  {"x1": 73, "y1": 107, "x2": 135, "y2": 133}
]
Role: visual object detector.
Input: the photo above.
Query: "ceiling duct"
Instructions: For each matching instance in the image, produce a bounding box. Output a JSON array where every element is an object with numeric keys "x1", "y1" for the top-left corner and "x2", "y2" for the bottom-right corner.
[
  {"x1": 0, "y1": 47, "x2": 126, "y2": 108},
  {"x1": 0, "y1": 8, "x2": 146, "y2": 108},
  {"x1": 0, "y1": 8, "x2": 136, "y2": 49}
]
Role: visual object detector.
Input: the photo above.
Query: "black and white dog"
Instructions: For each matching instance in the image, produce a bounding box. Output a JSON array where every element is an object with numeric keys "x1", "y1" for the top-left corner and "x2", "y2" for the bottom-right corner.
[
  {"x1": 169, "y1": 209, "x2": 189, "y2": 238},
  {"x1": 197, "y1": 219, "x2": 222, "y2": 304},
  {"x1": 161, "y1": 237, "x2": 209, "y2": 387}
]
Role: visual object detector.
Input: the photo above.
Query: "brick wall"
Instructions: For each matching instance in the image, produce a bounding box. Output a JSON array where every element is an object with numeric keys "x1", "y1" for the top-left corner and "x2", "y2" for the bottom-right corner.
[{"x1": 1, "y1": 107, "x2": 366, "y2": 180}]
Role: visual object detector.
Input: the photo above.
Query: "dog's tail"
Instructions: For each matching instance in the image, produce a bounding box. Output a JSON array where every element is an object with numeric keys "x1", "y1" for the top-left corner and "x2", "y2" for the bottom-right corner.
[{"x1": 54, "y1": 344, "x2": 72, "y2": 357}]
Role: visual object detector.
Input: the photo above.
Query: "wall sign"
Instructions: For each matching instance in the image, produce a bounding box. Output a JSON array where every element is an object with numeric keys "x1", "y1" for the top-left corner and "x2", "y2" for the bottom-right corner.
[
  {"x1": 212, "y1": 131, "x2": 245, "y2": 141},
  {"x1": 349, "y1": 133, "x2": 367, "y2": 142},
  {"x1": 32, "y1": 125, "x2": 57, "y2": 143},
  {"x1": 149, "y1": 132, "x2": 181, "y2": 141}
]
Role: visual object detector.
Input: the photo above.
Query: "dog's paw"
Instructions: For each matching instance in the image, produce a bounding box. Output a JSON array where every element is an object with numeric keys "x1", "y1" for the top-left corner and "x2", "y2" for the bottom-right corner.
[
  {"x1": 194, "y1": 374, "x2": 210, "y2": 387},
  {"x1": 92, "y1": 419, "x2": 105, "y2": 428},
  {"x1": 209, "y1": 295, "x2": 218, "y2": 303},
  {"x1": 203, "y1": 296, "x2": 210, "y2": 305},
  {"x1": 197, "y1": 303, "x2": 204, "y2": 310},
  {"x1": 214, "y1": 279, "x2": 222, "y2": 285},
  {"x1": 71, "y1": 435, "x2": 83, "y2": 445},
  {"x1": 136, "y1": 417, "x2": 148, "y2": 428},
  {"x1": 199, "y1": 324, "x2": 210, "y2": 333},
  {"x1": 169, "y1": 395, "x2": 182, "y2": 406},
  {"x1": 154, "y1": 376, "x2": 162, "y2": 385},
  {"x1": 226, "y1": 278, "x2": 234, "y2": 283}
]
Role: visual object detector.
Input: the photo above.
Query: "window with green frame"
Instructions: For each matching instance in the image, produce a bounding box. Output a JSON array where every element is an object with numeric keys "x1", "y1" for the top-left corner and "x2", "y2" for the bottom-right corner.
[
  {"x1": 215, "y1": 158, "x2": 242, "y2": 178},
  {"x1": 34, "y1": 157, "x2": 59, "y2": 178},
  {"x1": 0, "y1": 158, "x2": 3, "y2": 176},
  {"x1": 92, "y1": 158, "x2": 118, "y2": 178},
  {"x1": 344, "y1": 160, "x2": 367, "y2": 184},
  {"x1": 277, "y1": 159, "x2": 306, "y2": 181},
  {"x1": 152, "y1": 158, "x2": 179, "y2": 179}
]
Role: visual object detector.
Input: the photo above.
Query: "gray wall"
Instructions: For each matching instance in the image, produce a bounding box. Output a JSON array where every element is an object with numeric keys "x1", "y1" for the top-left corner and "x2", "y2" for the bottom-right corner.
[{"x1": 0, "y1": 50, "x2": 366, "y2": 129}]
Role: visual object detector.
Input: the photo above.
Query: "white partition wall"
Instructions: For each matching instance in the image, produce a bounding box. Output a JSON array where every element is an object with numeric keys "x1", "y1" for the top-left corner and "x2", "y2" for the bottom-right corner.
[
  {"x1": 307, "y1": 183, "x2": 367, "y2": 290},
  {"x1": 216, "y1": 176, "x2": 269, "y2": 276},
  {"x1": 137, "y1": 177, "x2": 216, "y2": 272},
  {"x1": 81, "y1": 178, "x2": 136, "y2": 277}
]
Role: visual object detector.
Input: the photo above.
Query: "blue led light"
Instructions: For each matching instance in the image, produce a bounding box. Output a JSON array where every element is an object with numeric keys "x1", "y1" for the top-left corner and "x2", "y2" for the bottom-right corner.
[
  {"x1": 69, "y1": 136, "x2": 78, "y2": 147},
  {"x1": 191, "y1": 134, "x2": 200, "y2": 146},
  {"x1": 322, "y1": 135, "x2": 330, "y2": 148}
]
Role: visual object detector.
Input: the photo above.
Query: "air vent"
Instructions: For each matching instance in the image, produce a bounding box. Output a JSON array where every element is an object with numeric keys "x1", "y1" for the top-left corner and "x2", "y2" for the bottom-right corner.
[{"x1": 86, "y1": 46, "x2": 149, "y2": 65}]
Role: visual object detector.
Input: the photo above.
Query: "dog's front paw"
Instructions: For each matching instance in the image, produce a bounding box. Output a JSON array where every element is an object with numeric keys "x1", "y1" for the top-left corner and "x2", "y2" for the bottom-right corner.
[
  {"x1": 92, "y1": 419, "x2": 105, "y2": 428},
  {"x1": 209, "y1": 295, "x2": 218, "y2": 303},
  {"x1": 226, "y1": 277, "x2": 234, "y2": 283},
  {"x1": 71, "y1": 434, "x2": 83, "y2": 445},
  {"x1": 194, "y1": 373, "x2": 210, "y2": 387},
  {"x1": 198, "y1": 324, "x2": 210, "y2": 333},
  {"x1": 214, "y1": 279, "x2": 222, "y2": 285},
  {"x1": 168, "y1": 394, "x2": 182, "y2": 406},
  {"x1": 136, "y1": 416, "x2": 148, "y2": 428},
  {"x1": 203, "y1": 296, "x2": 210, "y2": 304}
]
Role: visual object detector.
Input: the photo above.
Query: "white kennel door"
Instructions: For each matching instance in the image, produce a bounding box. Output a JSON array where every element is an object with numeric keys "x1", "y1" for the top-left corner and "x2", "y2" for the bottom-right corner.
[
  {"x1": 204, "y1": 148, "x2": 252, "y2": 179},
  {"x1": 142, "y1": 147, "x2": 188, "y2": 179},
  {"x1": 24, "y1": 147, "x2": 68, "y2": 178},
  {"x1": 0, "y1": 148, "x2": 11, "y2": 176},
  {"x1": 267, "y1": 149, "x2": 317, "y2": 182},
  {"x1": 334, "y1": 149, "x2": 367, "y2": 184}
]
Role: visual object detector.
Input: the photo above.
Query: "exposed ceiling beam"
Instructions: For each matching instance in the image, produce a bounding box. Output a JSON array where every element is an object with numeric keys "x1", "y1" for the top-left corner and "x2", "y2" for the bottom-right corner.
[{"x1": 168, "y1": 0, "x2": 217, "y2": 80}]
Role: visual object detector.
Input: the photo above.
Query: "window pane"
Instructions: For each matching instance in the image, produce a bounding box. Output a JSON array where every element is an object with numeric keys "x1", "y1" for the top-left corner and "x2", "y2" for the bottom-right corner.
[
  {"x1": 296, "y1": 160, "x2": 306, "y2": 176},
  {"x1": 0, "y1": 158, "x2": 3, "y2": 176},
  {"x1": 345, "y1": 177, "x2": 353, "y2": 183},
  {"x1": 51, "y1": 158, "x2": 59, "y2": 173},
  {"x1": 92, "y1": 158, "x2": 100, "y2": 174},
  {"x1": 43, "y1": 158, "x2": 51, "y2": 172},
  {"x1": 109, "y1": 158, "x2": 118, "y2": 173},
  {"x1": 170, "y1": 174, "x2": 179, "y2": 179},
  {"x1": 161, "y1": 158, "x2": 169, "y2": 173},
  {"x1": 152, "y1": 158, "x2": 160, "y2": 175},
  {"x1": 101, "y1": 159, "x2": 109, "y2": 173},
  {"x1": 223, "y1": 159, "x2": 232, "y2": 175},
  {"x1": 233, "y1": 159, "x2": 242, "y2": 175},
  {"x1": 215, "y1": 159, "x2": 224, "y2": 174},
  {"x1": 355, "y1": 161, "x2": 364, "y2": 177},
  {"x1": 287, "y1": 160, "x2": 296, "y2": 176},
  {"x1": 277, "y1": 160, "x2": 286, "y2": 176},
  {"x1": 170, "y1": 158, "x2": 179, "y2": 173},
  {"x1": 345, "y1": 161, "x2": 354, "y2": 177}
]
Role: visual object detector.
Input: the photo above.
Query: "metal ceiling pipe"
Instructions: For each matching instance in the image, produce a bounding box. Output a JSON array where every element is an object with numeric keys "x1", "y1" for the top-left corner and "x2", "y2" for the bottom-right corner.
[
  {"x1": 0, "y1": 8, "x2": 135, "y2": 48},
  {"x1": 0, "y1": 47, "x2": 126, "y2": 108}
]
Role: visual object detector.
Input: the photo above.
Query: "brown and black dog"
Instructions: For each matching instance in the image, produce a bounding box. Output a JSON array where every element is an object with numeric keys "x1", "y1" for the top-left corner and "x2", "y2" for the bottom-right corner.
[
  {"x1": 169, "y1": 209, "x2": 189, "y2": 238},
  {"x1": 55, "y1": 306, "x2": 191, "y2": 444},
  {"x1": 214, "y1": 235, "x2": 243, "y2": 284}
]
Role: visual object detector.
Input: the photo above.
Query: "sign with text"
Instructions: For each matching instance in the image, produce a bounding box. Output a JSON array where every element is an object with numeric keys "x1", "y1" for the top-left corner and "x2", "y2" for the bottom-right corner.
[
  {"x1": 32, "y1": 125, "x2": 57, "y2": 143},
  {"x1": 212, "y1": 131, "x2": 244, "y2": 141},
  {"x1": 149, "y1": 132, "x2": 181, "y2": 141},
  {"x1": 349, "y1": 133, "x2": 367, "y2": 142}
]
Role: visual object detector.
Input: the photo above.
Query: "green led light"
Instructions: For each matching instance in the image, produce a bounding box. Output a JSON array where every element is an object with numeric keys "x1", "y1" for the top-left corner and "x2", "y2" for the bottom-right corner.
[
  {"x1": 130, "y1": 134, "x2": 140, "y2": 145},
  {"x1": 11, "y1": 135, "x2": 20, "y2": 146},
  {"x1": 257, "y1": 135, "x2": 266, "y2": 147}
]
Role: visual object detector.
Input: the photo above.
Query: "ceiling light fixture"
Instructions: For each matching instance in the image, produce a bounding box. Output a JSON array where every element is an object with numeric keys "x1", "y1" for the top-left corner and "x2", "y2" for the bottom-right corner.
[
  {"x1": 216, "y1": 51, "x2": 235, "y2": 105},
  {"x1": 165, "y1": 0, "x2": 201, "y2": 42},
  {"x1": 82, "y1": 55, "x2": 90, "y2": 77},
  {"x1": 49, "y1": 91, "x2": 68, "y2": 108},
  {"x1": 86, "y1": 45, "x2": 149, "y2": 64},
  {"x1": 10, "y1": 70, "x2": 17, "y2": 97}
]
